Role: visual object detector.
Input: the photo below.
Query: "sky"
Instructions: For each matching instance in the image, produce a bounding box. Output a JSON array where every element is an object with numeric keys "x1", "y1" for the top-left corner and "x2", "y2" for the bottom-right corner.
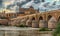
[{"x1": 0, "y1": 0, "x2": 60, "y2": 13}]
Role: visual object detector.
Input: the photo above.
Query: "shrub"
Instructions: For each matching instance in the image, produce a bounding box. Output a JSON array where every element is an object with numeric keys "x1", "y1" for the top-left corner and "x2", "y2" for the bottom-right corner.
[
  {"x1": 19, "y1": 24, "x2": 28, "y2": 27},
  {"x1": 39, "y1": 28, "x2": 51, "y2": 31},
  {"x1": 1, "y1": 17, "x2": 7, "y2": 19},
  {"x1": 53, "y1": 22, "x2": 60, "y2": 36}
]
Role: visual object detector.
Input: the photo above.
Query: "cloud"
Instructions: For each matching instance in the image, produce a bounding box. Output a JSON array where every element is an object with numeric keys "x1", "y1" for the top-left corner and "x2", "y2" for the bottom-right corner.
[
  {"x1": 0, "y1": 0, "x2": 60, "y2": 13},
  {"x1": 1, "y1": 0, "x2": 27, "y2": 12},
  {"x1": 54, "y1": 0, "x2": 60, "y2": 1},
  {"x1": 22, "y1": 1, "x2": 34, "y2": 8},
  {"x1": 0, "y1": 0, "x2": 2, "y2": 8}
]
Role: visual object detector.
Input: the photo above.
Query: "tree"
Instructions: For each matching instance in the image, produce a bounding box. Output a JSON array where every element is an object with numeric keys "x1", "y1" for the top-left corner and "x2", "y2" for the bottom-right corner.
[{"x1": 53, "y1": 22, "x2": 60, "y2": 36}]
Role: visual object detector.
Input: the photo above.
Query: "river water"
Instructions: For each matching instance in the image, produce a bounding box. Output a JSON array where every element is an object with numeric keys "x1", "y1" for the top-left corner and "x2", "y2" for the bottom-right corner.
[{"x1": 0, "y1": 26, "x2": 52, "y2": 36}]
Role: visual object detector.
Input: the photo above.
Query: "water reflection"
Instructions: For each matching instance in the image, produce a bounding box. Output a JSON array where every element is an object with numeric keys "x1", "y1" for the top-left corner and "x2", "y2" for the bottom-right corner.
[
  {"x1": 0, "y1": 27, "x2": 52, "y2": 36},
  {"x1": 0, "y1": 30, "x2": 19, "y2": 36}
]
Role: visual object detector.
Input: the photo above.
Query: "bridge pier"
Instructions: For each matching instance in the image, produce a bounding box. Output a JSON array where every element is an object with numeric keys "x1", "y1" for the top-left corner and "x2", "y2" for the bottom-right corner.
[
  {"x1": 48, "y1": 17, "x2": 57, "y2": 29},
  {"x1": 32, "y1": 20, "x2": 39, "y2": 28},
  {"x1": 39, "y1": 20, "x2": 48, "y2": 28},
  {"x1": 26, "y1": 19, "x2": 32, "y2": 27},
  {"x1": 20, "y1": 19, "x2": 26, "y2": 25}
]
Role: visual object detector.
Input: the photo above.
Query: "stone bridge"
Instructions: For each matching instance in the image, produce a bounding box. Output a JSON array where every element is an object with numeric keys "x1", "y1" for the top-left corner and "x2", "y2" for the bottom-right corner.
[{"x1": 10, "y1": 10, "x2": 60, "y2": 28}]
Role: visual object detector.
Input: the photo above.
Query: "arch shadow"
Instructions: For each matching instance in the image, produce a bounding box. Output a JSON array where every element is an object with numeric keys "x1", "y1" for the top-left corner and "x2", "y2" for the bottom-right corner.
[
  {"x1": 32, "y1": 17, "x2": 35, "y2": 20},
  {"x1": 58, "y1": 16, "x2": 60, "y2": 22},
  {"x1": 48, "y1": 15, "x2": 52, "y2": 21},
  {"x1": 39, "y1": 16, "x2": 43, "y2": 20}
]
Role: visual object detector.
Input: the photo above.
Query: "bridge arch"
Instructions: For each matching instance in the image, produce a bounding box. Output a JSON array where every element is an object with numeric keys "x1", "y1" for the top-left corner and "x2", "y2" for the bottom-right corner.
[
  {"x1": 31, "y1": 17, "x2": 35, "y2": 20},
  {"x1": 26, "y1": 17, "x2": 35, "y2": 27},
  {"x1": 48, "y1": 15, "x2": 52, "y2": 21},
  {"x1": 32, "y1": 17, "x2": 39, "y2": 28},
  {"x1": 58, "y1": 16, "x2": 60, "y2": 22},
  {"x1": 25, "y1": 17, "x2": 29, "y2": 20},
  {"x1": 39, "y1": 16, "x2": 43, "y2": 20}
]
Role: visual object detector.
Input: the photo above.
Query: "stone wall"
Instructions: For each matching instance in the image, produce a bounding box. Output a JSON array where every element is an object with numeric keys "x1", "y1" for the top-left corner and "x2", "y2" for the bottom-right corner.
[{"x1": 8, "y1": 10, "x2": 60, "y2": 28}]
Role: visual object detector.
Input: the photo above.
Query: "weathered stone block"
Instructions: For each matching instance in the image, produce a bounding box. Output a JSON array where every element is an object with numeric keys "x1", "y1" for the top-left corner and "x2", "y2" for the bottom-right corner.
[
  {"x1": 26, "y1": 20, "x2": 32, "y2": 27},
  {"x1": 39, "y1": 20, "x2": 48, "y2": 28},
  {"x1": 48, "y1": 17, "x2": 57, "y2": 29},
  {"x1": 32, "y1": 20, "x2": 39, "y2": 28}
]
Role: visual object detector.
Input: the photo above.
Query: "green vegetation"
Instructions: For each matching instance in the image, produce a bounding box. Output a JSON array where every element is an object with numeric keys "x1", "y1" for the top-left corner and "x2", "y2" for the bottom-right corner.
[
  {"x1": 39, "y1": 28, "x2": 52, "y2": 31},
  {"x1": 53, "y1": 22, "x2": 60, "y2": 36},
  {"x1": 18, "y1": 24, "x2": 28, "y2": 27},
  {"x1": 0, "y1": 17, "x2": 7, "y2": 19}
]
